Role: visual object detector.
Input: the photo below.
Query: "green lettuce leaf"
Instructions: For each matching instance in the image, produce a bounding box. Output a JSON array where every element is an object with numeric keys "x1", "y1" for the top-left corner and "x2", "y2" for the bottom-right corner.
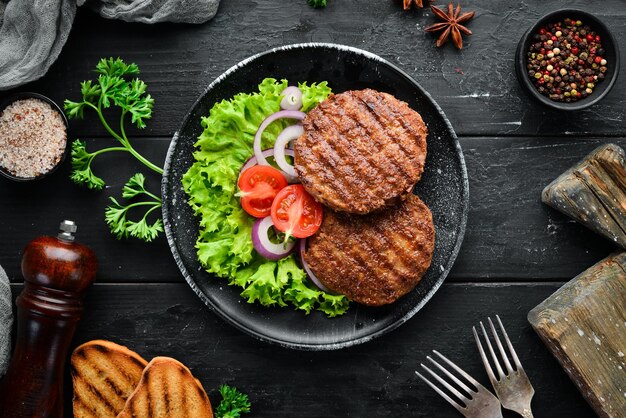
[
  {"x1": 183, "y1": 78, "x2": 350, "y2": 317},
  {"x1": 299, "y1": 81, "x2": 331, "y2": 112}
]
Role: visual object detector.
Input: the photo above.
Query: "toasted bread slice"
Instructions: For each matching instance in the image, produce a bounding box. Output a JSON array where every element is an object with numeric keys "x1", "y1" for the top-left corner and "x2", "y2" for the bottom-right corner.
[
  {"x1": 117, "y1": 356, "x2": 213, "y2": 418},
  {"x1": 71, "y1": 340, "x2": 149, "y2": 418}
]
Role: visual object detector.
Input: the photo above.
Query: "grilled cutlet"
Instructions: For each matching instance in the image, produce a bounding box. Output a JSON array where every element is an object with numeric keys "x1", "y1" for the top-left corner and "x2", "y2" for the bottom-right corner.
[
  {"x1": 117, "y1": 357, "x2": 214, "y2": 418},
  {"x1": 303, "y1": 194, "x2": 435, "y2": 306},
  {"x1": 294, "y1": 89, "x2": 428, "y2": 214},
  {"x1": 71, "y1": 340, "x2": 148, "y2": 418}
]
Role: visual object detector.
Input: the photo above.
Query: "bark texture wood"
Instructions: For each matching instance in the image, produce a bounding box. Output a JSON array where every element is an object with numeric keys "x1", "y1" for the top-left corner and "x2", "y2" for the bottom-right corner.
[
  {"x1": 528, "y1": 252, "x2": 626, "y2": 418},
  {"x1": 542, "y1": 144, "x2": 626, "y2": 249}
]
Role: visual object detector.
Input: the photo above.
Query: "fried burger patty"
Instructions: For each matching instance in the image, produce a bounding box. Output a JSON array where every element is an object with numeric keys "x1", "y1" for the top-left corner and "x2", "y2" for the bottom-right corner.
[
  {"x1": 294, "y1": 89, "x2": 428, "y2": 214},
  {"x1": 303, "y1": 194, "x2": 435, "y2": 306}
]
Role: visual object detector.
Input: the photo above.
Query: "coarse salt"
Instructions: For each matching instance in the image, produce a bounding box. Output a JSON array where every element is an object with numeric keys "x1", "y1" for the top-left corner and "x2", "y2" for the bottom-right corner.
[{"x1": 0, "y1": 98, "x2": 67, "y2": 178}]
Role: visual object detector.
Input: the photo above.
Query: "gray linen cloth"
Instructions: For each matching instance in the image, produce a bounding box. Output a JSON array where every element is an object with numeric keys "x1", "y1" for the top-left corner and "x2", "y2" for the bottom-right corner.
[
  {"x1": 0, "y1": 0, "x2": 220, "y2": 90},
  {"x1": 0, "y1": 264, "x2": 12, "y2": 377}
]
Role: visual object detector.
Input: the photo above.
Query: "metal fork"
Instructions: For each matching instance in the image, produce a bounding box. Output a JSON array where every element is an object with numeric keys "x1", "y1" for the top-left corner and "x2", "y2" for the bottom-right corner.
[
  {"x1": 415, "y1": 350, "x2": 503, "y2": 418},
  {"x1": 473, "y1": 315, "x2": 535, "y2": 418}
]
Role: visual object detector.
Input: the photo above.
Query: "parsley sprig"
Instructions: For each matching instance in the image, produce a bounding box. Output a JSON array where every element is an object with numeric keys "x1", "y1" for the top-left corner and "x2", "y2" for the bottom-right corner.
[
  {"x1": 65, "y1": 58, "x2": 164, "y2": 242},
  {"x1": 105, "y1": 174, "x2": 163, "y2": 242},
  {"x1": 216, "y1": 385, "x2": 251, "y2": 418},
  {"x1": 308, "y1": 0, "x2": 327, "y2": 8}
]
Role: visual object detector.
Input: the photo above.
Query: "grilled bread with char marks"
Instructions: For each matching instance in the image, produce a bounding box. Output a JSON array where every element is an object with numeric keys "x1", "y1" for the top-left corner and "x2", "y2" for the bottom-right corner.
[
  {"x1": 71, "y1": 340, "x2": 148, "y2": 418},
  {"x1": 294, "y1": 89, "x2": 428, "y2": 214},
  {"x1": 303, "y1": 193, "x2": 435, "y2": 306},
  {"x1": 117, "y1": 356, "x2": 213, "y2": 418}
]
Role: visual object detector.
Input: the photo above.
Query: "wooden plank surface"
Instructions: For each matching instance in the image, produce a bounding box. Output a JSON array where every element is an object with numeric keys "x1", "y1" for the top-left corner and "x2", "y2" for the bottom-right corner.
[
  {"x1": 5, "y1": 0, "x2": 625, "y2": 138},
  {"x1": 5, "y1": 282, "x2": 595, "y2": 418},
  {"x1": 1, "y1": 137, "x2": 623, "y2": 283},
  {"x1": 0, "y1": 1, "x2": 623, "y2": 416}
]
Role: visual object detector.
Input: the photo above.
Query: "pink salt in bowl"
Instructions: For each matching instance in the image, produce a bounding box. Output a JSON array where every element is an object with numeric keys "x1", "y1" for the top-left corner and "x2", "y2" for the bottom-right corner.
[{"x1": 0, "y1": 92, "x2": 69, "y2": 182}]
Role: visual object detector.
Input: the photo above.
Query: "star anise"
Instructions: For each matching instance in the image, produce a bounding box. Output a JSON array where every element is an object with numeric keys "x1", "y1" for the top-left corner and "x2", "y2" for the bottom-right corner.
[
  {"x1": 403, "y1": 0, "x2": 427, "y2": 10},
  {"x1": 424, "y1": 3, "x2": 475, "y2": 49}
]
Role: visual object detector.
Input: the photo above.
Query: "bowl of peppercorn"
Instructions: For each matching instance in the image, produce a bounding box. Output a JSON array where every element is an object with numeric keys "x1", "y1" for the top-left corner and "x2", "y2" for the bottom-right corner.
[{"x1": 515, "y1": 9, "x2": 619, "y2": 110}]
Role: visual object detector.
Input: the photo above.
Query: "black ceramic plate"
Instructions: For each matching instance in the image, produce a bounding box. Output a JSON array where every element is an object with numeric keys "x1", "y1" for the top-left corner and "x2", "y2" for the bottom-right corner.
[{"x1": 162, "y1": 43, "x2": 469, "y2": 350}]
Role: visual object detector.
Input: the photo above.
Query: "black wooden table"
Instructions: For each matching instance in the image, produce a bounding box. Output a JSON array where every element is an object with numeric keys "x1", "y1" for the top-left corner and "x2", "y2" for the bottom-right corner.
[{"x1": 2, "y1": 1, "x2": 624, "y2": 416}]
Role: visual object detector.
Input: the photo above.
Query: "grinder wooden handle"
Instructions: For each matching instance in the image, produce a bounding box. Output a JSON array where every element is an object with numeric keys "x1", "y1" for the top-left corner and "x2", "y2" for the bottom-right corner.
[{"x1": 0, "y1": 220, "x2": 97, "y2": 418}]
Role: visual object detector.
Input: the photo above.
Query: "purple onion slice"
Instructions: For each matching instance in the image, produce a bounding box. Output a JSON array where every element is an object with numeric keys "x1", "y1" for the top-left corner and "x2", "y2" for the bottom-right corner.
[
  {"x1": 280, "y1": 86, "x2": 303, "y2": 111},
  {"x1": 252, "y1": 216, "x2": 296, "y2": 260},
  {"x1": 237, "y1": 149, "x2": 297, "y2": 184},
  {"x1": 298, "y1": 238, "x2": 334, "y2": 293},
  {"x1": 253, "y1": 110, "x2": 306, "y2": 169},
  {"x1": 273, "y1": 125, "x2": 303, "y2": 181}
]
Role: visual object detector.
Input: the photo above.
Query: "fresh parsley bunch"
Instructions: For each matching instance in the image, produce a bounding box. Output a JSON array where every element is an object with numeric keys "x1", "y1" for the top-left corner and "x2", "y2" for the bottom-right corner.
[
  {"x1": 216, "y1": 385, "x2": 251, "y2": 418},
  {"x1": 65, "y1": 58, "x2": 163, "y2": 242},
  {"x1": 308, "y1": 0, "x2": 327, "y2": 8}
]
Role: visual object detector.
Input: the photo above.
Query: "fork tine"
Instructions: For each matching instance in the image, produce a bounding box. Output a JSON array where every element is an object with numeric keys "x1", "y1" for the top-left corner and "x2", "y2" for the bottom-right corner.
[
  {"x1": 432, "y1": 350, "x2": 482, "y2": 388},
  {"x1": 488, "y1": 317, "x2": 514, "y2": 374},
  {"x1": 426, "y1": 355, "x2": 474, "y2": 398},
  {"x1": 415, "y1": 369, "x2": 465, "y2": 415},
  {"x1": 496, "y1": 314, "x2": 522, "y2": 370},
  {"x1": 421, "y1": 362, "x2": 471, "y2": 404},
  {"x1": 473, "y1": 326, "x2": 497, "y2": 383},
  {"x1": 479, "y1": 321, "x2": 505, "y2": 380}
]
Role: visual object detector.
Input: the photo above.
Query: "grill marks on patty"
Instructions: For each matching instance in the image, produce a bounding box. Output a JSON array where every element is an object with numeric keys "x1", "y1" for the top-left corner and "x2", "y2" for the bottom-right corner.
[
  {"x1": 295, "y1": 89, "x2": 428, "y2": 214},
  {"x1": 294, "y1": 89, "x2": 435, "y2": 306},
  {"x1": 304, "y1": 194, "x2": 435, "y2": 306}
]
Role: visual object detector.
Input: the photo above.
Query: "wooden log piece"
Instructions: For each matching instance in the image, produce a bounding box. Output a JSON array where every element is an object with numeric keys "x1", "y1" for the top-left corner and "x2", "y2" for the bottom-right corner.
[
  {"x1": 542, "y1": 143, "x2": 626, "y2": 249},
  {"x1": 528, "y1": 252, "x2": 626, "y2": 418}
]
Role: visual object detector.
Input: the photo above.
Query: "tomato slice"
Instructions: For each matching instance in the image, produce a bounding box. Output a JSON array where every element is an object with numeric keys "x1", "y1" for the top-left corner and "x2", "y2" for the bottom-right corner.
[
  {"x1": 271, "y1": 184, "x2": 323, "y2": 238},
  {"x1": 238, "y1": 165, "x2": 288, "y2": 218}
]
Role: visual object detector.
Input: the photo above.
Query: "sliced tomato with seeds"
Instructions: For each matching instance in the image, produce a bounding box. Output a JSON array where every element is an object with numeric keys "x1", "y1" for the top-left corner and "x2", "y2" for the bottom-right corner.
[
  {"x1": 271, "y1": 184, "x2": 323, "y2": 238},
  {"x1": 238, "y1": 165, "x2": 288, "y2": 218}
]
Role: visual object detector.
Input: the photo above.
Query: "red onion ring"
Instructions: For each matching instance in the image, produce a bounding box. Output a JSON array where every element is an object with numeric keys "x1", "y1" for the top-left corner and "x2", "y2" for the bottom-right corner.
[
  {"x1": 237, "y1": 149, "x2": 298, "y2": 184},
  {"x1": 252, "y1": 217, "x2": 296, "y2": 260},
  {"x1": 280, "y1": 86, "x2": 303, "y2": 110},
  {"x1": 298, "y1": 239, "x2": 334, "y2": 293},
  {"x1": 273, "y1": 125, "x2": 303, "y2": 180},
  {"x1": 253, "y1": 110, "x2": 305, "y2": 169}
]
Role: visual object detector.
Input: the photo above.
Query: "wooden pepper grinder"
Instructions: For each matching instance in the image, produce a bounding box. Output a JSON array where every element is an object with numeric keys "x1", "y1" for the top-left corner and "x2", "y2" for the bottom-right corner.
[{"x1": 0, "y1": 220, "x2": 98, "y2": 417}]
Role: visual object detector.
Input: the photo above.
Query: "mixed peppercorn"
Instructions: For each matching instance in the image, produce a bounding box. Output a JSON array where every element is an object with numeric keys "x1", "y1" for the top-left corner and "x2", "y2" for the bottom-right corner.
[{"x1": 526, "y1": 18, "x2": 608, "y2": 103}]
